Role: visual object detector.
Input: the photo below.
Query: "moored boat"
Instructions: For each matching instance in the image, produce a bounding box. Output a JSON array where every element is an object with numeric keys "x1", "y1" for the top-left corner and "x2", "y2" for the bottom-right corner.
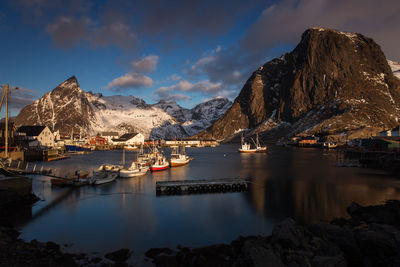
[
  {"x1": 98, "y1": 164, "x2": 123, "y2": 172},
  {"x1": 65, "y1": 144, "x2": 91, "y2": 153},
  {"x1": 323, "y1": 142, "x2": 338, "y2": 149},
  {"x1": 123, "y1": 145, "x2": 138, "y2": 151},
  {"x1": 90, "y1": 171, "x2": 118, "y2": 184},
  {"x1": 238, "y1": 134, "x2": 267, "y2": 153},
  {"x1": 170, "y1": 146, "x2": 191, "y2": 167},
  {"x1": 150, "y1": 153, "x2": 169, "y2": 171},
  {"x1": 119, "y1": 161, "x2": 149, "y2": 177}
]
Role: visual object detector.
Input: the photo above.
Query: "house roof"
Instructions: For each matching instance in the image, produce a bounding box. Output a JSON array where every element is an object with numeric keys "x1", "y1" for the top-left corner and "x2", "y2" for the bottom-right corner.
[
  {"x1": 112, "y1": 133, "x2": 139, "y2": 142},
  {"x1": 101, "y1": 132, "x2": 119, "y2": 136},
  {"x1": 16, "y1": 126, "x2": 47, "y2": 136}
]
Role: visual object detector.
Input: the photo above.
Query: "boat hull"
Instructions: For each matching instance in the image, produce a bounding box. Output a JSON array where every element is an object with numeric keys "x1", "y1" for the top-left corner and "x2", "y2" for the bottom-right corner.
[
  {"x1": 119, "y1": 168, "x2": 148, "y2": 178},
  {"x1": 65, "y1": 145, "x2": 91, "y2": 152},
  {"x1": 170, "y1": 160, "x2": 190, "y2": 167},
  {"x1": 150, "y1": 164, "x2": 169, "y2": 172}
]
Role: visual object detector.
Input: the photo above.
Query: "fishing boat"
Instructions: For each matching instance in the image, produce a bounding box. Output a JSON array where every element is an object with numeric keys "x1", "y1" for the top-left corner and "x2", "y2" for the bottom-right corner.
[
  {"x1": 123, "y1": 145, "x2": 138, "y2": 151},
  {"x1": 238, "y1": 134, "x2": 267, "y2": 153},
  {"x1": 65, "y1": 144, "x2": 91, "y2": 153},
  {"x1": 170, "y1": 146, "x2": 191, "y2": 167},
  {"x1": 90, "y1": 171, "x2": 118, "y2": 185},
  {"x1": 119, "y1": 161, "x2": 149, "y2": 177},
  {"x1": 150, "y1": 153, "x2": 169, "y2": 171},
  {"x1": 323, "y1": 142, "x2": 338, "y2": 149},
  {"x1": 97, "y1": 164, "x2": 123, "y2": 172}
]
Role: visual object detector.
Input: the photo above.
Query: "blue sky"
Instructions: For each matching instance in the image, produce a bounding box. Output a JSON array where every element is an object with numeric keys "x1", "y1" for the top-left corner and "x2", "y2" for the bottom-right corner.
[{"x1": 1, "y1": 0, "x2": 399, "y2": 116}]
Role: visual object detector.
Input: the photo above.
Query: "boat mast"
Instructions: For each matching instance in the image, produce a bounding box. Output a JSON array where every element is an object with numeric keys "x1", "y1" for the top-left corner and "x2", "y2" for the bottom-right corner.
[{"x1": 0, "y1": 85, "x2": 9, "y2": 158}]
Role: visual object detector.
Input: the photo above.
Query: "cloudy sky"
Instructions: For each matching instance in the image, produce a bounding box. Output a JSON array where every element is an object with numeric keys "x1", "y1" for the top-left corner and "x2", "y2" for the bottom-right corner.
[{"x1": 0, "y1": 0, "x2": 399, "y2": 115}]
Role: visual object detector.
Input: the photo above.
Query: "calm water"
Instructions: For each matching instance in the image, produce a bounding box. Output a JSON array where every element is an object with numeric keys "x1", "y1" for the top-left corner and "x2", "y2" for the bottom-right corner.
[{"x1": 18, "y1": 144, "x2": 400, "y2": 261}]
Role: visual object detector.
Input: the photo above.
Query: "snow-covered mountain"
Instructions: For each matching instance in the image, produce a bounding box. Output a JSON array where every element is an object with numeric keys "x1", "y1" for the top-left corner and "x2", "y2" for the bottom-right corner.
[{"x1": 14, "y1": 76, "x2": 232, "y2": 139}]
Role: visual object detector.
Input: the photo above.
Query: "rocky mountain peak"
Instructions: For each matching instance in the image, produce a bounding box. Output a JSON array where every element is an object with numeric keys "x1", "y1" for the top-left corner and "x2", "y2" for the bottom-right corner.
[{"x1": 196, "y1": 28, "x2": 400, "y2": 141}]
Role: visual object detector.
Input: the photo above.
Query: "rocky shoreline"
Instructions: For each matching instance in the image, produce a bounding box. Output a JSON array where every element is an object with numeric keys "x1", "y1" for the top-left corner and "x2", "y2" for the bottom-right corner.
[
  {"x1": 1, "y1": 199, "x2": 400, "y2": 266},
  {"x1": 146, "y1": 200, "x2": 400, "y2": 267}
]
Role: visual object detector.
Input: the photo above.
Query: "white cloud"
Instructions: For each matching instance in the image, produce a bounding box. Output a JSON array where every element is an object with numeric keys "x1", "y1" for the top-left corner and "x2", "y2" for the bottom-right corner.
[
  {"x1": 158, "y1": 80, "x2": 222, "y2": 94},
  {"x1": 131, "y1": 55, "x2": 159, "y2": 73},
  {"x1": 105, "y1": 73, "x2": 153, "y2": 91}
]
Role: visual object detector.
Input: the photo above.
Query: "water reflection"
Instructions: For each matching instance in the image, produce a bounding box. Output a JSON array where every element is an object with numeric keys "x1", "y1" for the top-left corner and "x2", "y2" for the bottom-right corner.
[{"x1": 20, "y1": 145, "x2": 400, "y2": 257}]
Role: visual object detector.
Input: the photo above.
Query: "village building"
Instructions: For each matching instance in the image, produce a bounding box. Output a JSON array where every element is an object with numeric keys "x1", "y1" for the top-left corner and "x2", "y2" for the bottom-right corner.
[
  {"x1": 112, "y1": 133, "x2": 144, "y2": 145},
  {"x1": 16, "y1": 125, "x2": 55, "y2": 148},
  {"x1": 379, "y1": 125, "x2": 400, "y2": 137},
  {"x1": 101, "y1": 132, "x2": 120, "y2": 143}
]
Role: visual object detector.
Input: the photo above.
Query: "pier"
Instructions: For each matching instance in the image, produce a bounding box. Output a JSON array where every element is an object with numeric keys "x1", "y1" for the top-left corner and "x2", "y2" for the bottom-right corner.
[{"x1": 156, "y1": 178, "x2": 248, "y2": 195}]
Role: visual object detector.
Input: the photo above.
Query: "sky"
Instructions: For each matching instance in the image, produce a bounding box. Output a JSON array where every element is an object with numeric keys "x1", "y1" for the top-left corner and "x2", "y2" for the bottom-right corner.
[{"x1": 0, "y1": 0, "x2": 399, "y2": 116}]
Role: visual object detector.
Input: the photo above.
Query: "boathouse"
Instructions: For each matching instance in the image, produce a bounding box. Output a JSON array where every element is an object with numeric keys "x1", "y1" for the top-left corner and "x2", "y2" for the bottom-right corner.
[
  {"x1": 112, "y1": 132, "x2": 144, "y2": 145},
  {"x1": 16, "y1": 125, "x2": 55, "y2": 148}
]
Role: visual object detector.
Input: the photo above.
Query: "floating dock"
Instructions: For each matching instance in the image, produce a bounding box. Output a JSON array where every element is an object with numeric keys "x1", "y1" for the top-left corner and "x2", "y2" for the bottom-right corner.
[{"x1": 156, "y1": 178, "x2": 248, "y2": 195}]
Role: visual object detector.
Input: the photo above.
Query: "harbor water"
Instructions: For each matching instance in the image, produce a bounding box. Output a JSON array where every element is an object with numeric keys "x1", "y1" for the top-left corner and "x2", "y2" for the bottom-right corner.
[{"x1": 18, "y1": 144, "x2": 400, "y2": 261}]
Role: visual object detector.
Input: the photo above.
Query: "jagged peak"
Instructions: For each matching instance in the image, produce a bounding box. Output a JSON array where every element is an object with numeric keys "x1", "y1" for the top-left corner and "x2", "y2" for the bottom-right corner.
[{"x1": 304, "y1": 27, "x2": 363, "y2": 44}]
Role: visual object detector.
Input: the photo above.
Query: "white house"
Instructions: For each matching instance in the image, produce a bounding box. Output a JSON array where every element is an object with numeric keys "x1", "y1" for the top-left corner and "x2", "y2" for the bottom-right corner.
[
  {"x1": 112, "y1": 133, "x2": 144, "y2": 145},
  {"x1": 101, "y1": 132, "x2": 120, "y2": 143},
  {"x1": 379, "y1": 126, "x2": 400, "y2": 137},
  {"x1": 16, "y1": 125, "x2": 55, "y2": 147}
]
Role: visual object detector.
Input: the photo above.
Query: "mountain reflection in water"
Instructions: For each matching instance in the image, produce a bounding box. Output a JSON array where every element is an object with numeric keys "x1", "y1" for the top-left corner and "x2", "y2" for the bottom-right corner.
[{"x1": 20, "y1": 145, "x2": 400, "y2": 258}]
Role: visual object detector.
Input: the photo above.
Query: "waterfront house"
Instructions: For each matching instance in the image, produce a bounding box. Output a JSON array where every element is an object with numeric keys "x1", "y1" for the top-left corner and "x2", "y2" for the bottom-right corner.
[
  {"x1": 112, "y1": 133, "x2": 145, "y2": 145},
  {"x1": 101, "y1": 132, "x2": 119, "y2": 143},
  {"x1": 16, "y1": 125, "x2": 55, "y2": 148}
]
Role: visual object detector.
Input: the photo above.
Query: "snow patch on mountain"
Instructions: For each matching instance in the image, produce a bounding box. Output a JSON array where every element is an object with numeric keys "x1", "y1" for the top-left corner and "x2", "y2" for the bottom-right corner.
[{"x1": 14, "y1": 76, "x2": 232, "y2": 139}]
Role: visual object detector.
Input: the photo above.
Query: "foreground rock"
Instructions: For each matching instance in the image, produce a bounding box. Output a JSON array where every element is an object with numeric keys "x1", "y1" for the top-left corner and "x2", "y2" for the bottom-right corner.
[{"x1": 146, "y1": 200, "x2": 400, "y2": 266}]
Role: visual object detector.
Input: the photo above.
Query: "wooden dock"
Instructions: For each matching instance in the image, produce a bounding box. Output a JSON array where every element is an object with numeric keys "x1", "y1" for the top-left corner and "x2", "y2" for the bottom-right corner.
[{"x1": 156, "y1": 178, "x2": 248, "y2": 195}]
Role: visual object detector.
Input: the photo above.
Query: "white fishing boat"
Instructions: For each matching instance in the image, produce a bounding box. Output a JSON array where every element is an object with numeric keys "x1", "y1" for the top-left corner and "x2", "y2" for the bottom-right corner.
[
  {"x1": 124, "y1": 145, "x2": 138, "y2": 151},
  {"x1": 97, "y1": 164, "x2": 123, "y2": 172},
  {"x1": 90, "y1": 171, "x2": 118, "y2": 185},
  {"x1": 119, "y1": 161, "x2": 149, "y2": 178},
  {"x1": 238, "y1": 134, "x2": 267, "y2": 153},
  {"x1": 170, "y1": 146, "x2": 191, "y2": 167}
]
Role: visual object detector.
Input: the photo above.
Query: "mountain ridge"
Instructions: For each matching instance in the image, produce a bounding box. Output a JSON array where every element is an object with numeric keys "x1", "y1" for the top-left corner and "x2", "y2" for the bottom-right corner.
[
  {"x1": 14, "y1": 76, "x2": 232, "y2": 139},
  {"x1": 195, "y1": 27, "x2": 400, "y2": 142}
]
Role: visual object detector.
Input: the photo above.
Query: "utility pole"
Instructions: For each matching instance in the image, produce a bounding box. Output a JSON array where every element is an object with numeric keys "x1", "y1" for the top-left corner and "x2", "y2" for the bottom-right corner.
[{"x1": 5, "y1": 84, "x2": 8, "y2": 158}]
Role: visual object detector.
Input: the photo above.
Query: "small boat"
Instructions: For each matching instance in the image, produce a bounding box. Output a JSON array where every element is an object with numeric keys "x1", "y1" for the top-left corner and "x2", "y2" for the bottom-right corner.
[
  {"x1": 323, "y1": 142, "x2": 338, "y2": 149},
  {"x1": 238, "y1": 134, "x2": 267, "y2": 153},
  {"x1": 90, "y1": 171, "x2": 118, "y2": 185},
  {"x1": 119, "y1": 161, "x2": 149, "y2": 177},
  {"x1": 170, "y1": 146, "x2": 191, "y2": 167},
  {"x1": 123, "y1": 145, "x2": 138, "y2": 151},
  {"x1": 98, "y1": 164, "x2": 123, "y2": 172},
  {"x1": 50, "y1": 177, "x2": 90, "y2": 187},
  {"x1": 150, "y1": 153, "x2": 169, "y2": 171}
]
